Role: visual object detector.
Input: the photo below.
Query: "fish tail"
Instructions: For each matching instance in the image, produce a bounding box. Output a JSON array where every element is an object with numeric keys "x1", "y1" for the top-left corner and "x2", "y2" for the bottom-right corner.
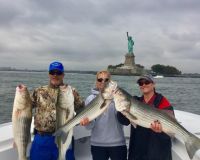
[
  {"x1": 19, "y1": 157, "x2": 27, "y2": 160},
  {"x1": 22, "y1": 157, "x2": 28, "y2": 160},
  {"x1": 54, "y1": 128, "x2": 69, "y2": 144},
  {"x1": 18, "y1": 152, "x2": 27, "y2": 160},
  {"x1": 54, "y1": 120, "x2": 72, "y2": 139},
  {"x1": 59, "y1": 129, "x2": 73, "y2": 160},
  {"x1": 54, "y1": 129, "x2": 65, "y2": 138},
  {"x1": 63, "y1": 129, "x2": 73, "y2": 152},
  {"x1": 61, "y1": 131, "x2": 69, "y2": 144},
  {"x1": 185, "y1": 133, "x2": 200, "y2": 159},
  {"x1": 19, "y1": 151, "x2": 28, "y2": 160}
]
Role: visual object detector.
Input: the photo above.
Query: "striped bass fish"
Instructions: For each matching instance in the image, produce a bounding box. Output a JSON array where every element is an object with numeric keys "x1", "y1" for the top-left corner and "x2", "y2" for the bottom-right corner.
[
  {"x1": 112, "y1": 82, "x2": 200, "y2": 160},
  {"x1": 54, "y1": 81, "x2": 117, "y2": 142},
  {"x1": 56, "y1": 85, "x2": 74, "y2": 160},
  {"x1": 12, "y1": 84, "x2": 32, "y2": 160}
]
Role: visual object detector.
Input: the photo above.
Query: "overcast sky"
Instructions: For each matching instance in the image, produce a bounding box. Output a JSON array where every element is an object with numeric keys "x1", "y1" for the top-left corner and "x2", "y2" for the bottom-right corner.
[{"x1": 0, "y1": 0, "x2": 200, "y2": 73}]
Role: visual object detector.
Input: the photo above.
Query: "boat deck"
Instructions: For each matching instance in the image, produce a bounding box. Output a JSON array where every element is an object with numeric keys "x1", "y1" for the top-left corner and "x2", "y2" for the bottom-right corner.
[{"x1": 0, "y1": 110, "x2": 200, "y2": 160}]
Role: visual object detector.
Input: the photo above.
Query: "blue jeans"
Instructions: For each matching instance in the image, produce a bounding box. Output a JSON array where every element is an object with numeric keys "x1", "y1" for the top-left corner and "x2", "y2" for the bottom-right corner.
[
  {"x1": 30, "y1": 134, "x2": 58, "y2": 160},
  {"x1": 30, "y1": 134, "x2": 75, "y2": 160}
]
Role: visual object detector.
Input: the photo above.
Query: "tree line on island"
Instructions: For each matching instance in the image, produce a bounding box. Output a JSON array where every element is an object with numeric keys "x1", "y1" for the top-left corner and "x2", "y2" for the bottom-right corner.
[{"x1": 151, "y1": 64, "x2": 181, "y2": 76}]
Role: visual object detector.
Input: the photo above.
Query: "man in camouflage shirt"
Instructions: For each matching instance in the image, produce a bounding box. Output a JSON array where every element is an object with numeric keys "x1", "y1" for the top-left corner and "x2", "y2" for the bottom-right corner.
[{"x1": 30, "y1": 61, "x2": 84, "y2": 160}]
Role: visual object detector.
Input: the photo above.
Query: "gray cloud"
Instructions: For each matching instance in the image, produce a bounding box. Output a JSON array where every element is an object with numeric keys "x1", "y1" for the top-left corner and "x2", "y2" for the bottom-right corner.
[{"x1": 0, "y1": 0, "x2": 200, "y2": 73}]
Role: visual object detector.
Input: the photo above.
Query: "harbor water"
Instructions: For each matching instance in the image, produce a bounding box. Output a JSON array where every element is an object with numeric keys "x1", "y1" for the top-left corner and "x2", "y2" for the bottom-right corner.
[{"x1": 0, "y1": 71, "x2": 200, "y2": 124}]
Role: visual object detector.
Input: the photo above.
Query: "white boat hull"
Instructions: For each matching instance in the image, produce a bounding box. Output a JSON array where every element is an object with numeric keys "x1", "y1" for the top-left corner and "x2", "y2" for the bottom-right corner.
[
  {"x1": 1, "y1": 110, "x2": 200, "y2": 160},
  {"x1": 153, "y1": 75, "x2": 164, "y2": 78}
]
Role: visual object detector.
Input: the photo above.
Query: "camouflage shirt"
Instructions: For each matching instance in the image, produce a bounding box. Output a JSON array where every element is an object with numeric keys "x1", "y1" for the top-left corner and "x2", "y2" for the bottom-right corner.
[{"x1": 31, "y1": 85, "x2": 84, "y2": 132}]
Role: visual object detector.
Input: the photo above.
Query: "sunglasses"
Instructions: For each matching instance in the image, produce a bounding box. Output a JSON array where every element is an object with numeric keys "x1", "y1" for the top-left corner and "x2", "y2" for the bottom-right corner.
[
  {"x1": 49, "y1": 71, "x2": 63, "y2": 76},
  {"x1": 97, "y1": 78, "x2": 109, "y2": 83},
  {"x1": 138, "y1": 80, "x2": 151, "y2": 86}
]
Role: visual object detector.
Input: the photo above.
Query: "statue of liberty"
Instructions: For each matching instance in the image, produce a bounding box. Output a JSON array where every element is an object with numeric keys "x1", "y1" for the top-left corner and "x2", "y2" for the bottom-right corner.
[{"x1": 127, "y1": 32, "x2": 134, "y2": 54}]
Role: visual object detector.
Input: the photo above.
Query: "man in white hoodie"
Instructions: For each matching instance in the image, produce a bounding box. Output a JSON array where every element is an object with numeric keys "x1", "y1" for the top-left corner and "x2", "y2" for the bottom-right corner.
[{"x1": 80, "y1": 70, "x2": 127, "y2": 160}]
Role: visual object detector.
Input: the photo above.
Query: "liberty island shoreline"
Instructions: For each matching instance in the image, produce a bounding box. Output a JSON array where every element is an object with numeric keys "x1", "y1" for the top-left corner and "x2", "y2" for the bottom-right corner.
[{"x1": 0, "y1": 69, "x2": 200, "y2": 78}]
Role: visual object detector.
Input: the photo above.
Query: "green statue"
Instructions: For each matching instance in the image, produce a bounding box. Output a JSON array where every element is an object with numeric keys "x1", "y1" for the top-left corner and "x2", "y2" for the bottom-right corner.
[{"x1": 127, "y1": 32, "x2": 134, "y2": 54}]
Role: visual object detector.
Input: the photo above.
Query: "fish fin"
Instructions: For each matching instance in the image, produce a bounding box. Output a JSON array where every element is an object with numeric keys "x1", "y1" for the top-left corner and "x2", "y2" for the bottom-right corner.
[
  {"x1": 64, "y1": 129, "x2": 73, "y2": 149},
  {"x1": 195, "y1": 132, "x2": 200, "y2": 135},
  {"x1": 53, "y1": 129, "x2": 64, "y2": 137},
  {"x1": 130, "y1": 122, "x2": 137, "y2": 128},
  {"x1": 100, "y1": 100, "x2": 106, "y2": 109},
  {"x1": 54, "y1": 129, "x2": 69, "y2": 144},
  {"x1": 13, "y1": 141, "x2": 17, "y2": 148},
  {"x1": 164, "y1": 131, "x2": 175, "y2": 137},
  {"x1": 121, "y1": 111, "x2": 138, "y2": 127},
  {"x1": 185, "y1": 133, "x2": 200, "y2": 159},
  {"x1": 54, "y1": 127, "x2": 71, "y2": 144},
  {"x1": 61, "y1": 131, "x2": 69, "y2": 144},
  {"x1": 100, "y1": 100, "x2": 112, "y2": 109},
  {"x1": 62, "y1": 129, "x2": 73, "y2": 158},
  {"x1": 129, "y1": 114, "x2": 137, "y2": 120},
  {"x1": 122, "y1": 110, "x2": 137, "y2": 120}
]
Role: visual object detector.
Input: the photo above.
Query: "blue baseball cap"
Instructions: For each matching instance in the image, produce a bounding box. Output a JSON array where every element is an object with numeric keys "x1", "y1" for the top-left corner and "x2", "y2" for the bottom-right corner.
[{"x1": 49, "y1": 61, "x2": 64, "y2": 73}]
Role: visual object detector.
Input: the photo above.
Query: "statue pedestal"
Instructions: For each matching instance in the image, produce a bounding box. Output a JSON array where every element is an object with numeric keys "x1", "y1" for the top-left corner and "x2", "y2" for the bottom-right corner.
[
  {"x1": 124, "y1": 53, "x2": 135, "y2": 67},
  {"x1": 107, "y1": 52, "x2": 146, "y2": 76}
]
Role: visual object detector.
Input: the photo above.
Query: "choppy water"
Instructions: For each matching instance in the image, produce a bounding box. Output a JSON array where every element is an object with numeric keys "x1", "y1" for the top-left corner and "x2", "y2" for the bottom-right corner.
[{"x1": 0, "y1": 71, "x2": 200, "y2": 124}]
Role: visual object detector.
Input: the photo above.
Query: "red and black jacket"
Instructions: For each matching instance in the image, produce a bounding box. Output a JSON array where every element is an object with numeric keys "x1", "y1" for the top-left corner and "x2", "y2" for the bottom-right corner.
[{"x1": 117, "y1": 92, "x2": 173, "y2": 160}]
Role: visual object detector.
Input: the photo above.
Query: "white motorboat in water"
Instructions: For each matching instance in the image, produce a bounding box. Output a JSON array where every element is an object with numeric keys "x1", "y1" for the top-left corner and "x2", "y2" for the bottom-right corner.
[
  {"x1": 153, "y1": 75, "x2": 164, "y2": 78},
  {"x1": 0, "y1": 110, "x2": 200, "y2": 160}
]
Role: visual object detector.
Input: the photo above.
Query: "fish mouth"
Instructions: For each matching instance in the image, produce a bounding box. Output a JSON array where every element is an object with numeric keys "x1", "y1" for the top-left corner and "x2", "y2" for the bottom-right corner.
[
  {"x1": 108, "y1": 80, "x2": 118, "y2": 92},
  {"x1": 16, "y1": 84, "x2": 27, "y2": 92},
  {"x1": 111, "y1": 88, "x2": 131, "y2": 111},
  {"x1": 59, "y1": 84, "x2": 68, "y2": 90},
  {"x1": 102, "y1": 80, "x2": 118, "y2": 99}
]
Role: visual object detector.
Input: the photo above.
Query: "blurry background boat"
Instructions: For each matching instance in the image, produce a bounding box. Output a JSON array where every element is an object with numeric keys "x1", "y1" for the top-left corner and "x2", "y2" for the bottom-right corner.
[{"x1": 153, "y1": 75, "x2": 164, "y2": 78}]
